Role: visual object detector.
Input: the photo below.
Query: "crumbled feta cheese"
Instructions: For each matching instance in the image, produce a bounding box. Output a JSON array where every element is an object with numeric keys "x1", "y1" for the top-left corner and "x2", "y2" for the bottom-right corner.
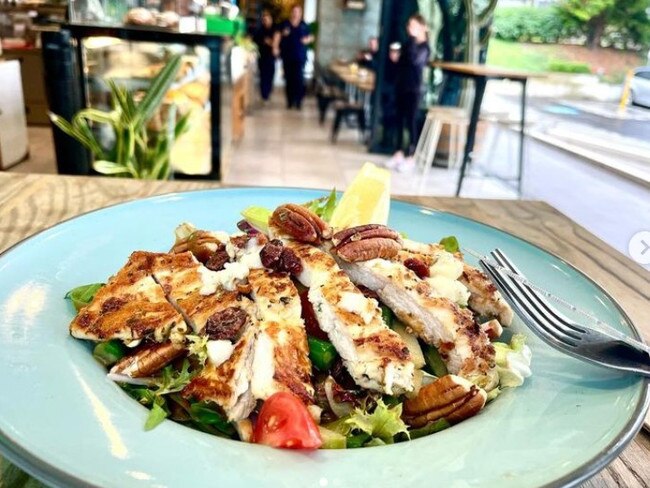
[
  {"x1": 430, "y1": 251, "x2": 464, "y2": 279},
  {"x1": 206, "y1": 340, "x2": 235, "y2": 367},
  {"x1": 197, "y1": 237, "x2": 264, "y2": 294},
  {"x1": 426, "y1": 276, "x2": 471, "y2": 306}
]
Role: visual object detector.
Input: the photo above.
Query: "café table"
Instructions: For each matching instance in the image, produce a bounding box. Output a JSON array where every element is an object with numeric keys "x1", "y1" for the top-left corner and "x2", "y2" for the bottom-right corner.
[
  {"x1": 0, "y1": 172, "x2": 648, "y2": 487},
  {"x1": 432, "y1": 62, "x2": 541, "y2": 197},
  {"x1": 328, "y1": 62, "x2": 375, "y2": 124}
]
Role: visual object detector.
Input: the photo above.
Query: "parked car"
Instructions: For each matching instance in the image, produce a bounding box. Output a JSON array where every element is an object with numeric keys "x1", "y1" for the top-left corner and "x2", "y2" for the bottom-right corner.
[{"x1": 629, "y1": 67, "x2": 650, "y2": 108}]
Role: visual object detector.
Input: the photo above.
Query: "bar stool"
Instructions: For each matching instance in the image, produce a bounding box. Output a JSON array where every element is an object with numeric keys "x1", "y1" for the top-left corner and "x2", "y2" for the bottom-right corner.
[{"x1": 414, "y1": 106, "x2": 469, "y2": 192}]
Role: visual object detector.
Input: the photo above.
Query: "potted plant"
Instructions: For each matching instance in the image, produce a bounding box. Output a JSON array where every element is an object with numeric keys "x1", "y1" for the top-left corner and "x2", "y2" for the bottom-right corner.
[{"x1": 49, "y1": 54, "x2": 190, "y2": 179}]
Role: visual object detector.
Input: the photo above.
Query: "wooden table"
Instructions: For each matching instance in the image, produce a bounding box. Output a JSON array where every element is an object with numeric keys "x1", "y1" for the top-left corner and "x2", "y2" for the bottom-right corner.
[
  {"x1": 0, "y1": 172, "x2": 648, "y2": 487},
  {"x1": 329, "y1": 62, "x2": 376, "y2": 93},
  {"x1": 432, "y1": 62, "x2": 540, "y2": 197}
]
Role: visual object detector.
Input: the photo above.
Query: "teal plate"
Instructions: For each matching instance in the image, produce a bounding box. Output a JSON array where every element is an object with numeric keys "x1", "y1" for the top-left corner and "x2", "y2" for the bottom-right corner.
[{"x1": 0, "y1": 188, "x2": 647, "y2": 488}]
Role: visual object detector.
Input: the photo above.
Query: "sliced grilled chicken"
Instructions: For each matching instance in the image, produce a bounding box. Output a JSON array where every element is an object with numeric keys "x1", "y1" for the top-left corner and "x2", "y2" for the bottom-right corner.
[
  {"x1": 69, "y1": 251, "x2": 186, "y2": 342},
  {"x1": 183, "y1": 324, "x2": 257, "y2": 422},
  {"x1": 248, "y1": 268, "x2": 315, "y2": 405},
  {"x1": 182, "y1": 292, "x2": 259, "y2": 422},
  {"x1": 148, "y1": 251, "x2": 242, "y2": 338},
  {"x1": 336, "y1": 257, "x2": 498, "y2": 390},
  {"x1": 400, "y1": 239, "x2": 513, "y2": 326},
  {"x1": 280, "y1": 240, "x2": 414, "y2": 395}
]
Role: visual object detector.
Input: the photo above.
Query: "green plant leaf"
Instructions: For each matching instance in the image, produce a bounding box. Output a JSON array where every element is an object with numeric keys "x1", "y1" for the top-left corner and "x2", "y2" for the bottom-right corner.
[
  {"x1": 49, "y1": 113, "x2": 104, "y2": 158},
  {"x1": 174, "y1": 110, "x2": 192, "y2": 139},
  {"x1": 74, "y1": 107, "x2": 117, "y2": 125},
  {"x1": 136, "y1": 54, "x2": 183, "y2": 127},
  {"x1": 93, "y1": 160, "x2": 133, "y2": 176}
]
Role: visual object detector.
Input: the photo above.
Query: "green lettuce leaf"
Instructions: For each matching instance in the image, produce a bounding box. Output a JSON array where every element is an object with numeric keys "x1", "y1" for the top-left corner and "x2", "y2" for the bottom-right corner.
[
  {"x1": 154, "y1": 359, "x2": 193, "y2": 396},
  {"x1": 144, "y1": 399, "x2": 168, "y2": 431},
  {"x1": 186, "y1": 334, "x2": 209, "y2": 367},
  {"x1": 345, "y1": 399, "x2": 409, "y2": 444},
  {"x1": 493, "y1": 334, "x2": 532, "y2": 388},
  {"x1": 439, "y1": 236, "x2": 460, "y2": 253},
  {"x1": 240, "y1": 206, "x2": 272, "y2": 233},
  {"x1": 304, "y1": 188, "x2": 338, "y2": 222}
]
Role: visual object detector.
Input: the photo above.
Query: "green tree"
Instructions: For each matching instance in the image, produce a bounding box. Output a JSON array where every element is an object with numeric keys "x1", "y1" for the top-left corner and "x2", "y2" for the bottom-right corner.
[{"x1": 557, "y1": 0, "x2": 650, "y2": 49}]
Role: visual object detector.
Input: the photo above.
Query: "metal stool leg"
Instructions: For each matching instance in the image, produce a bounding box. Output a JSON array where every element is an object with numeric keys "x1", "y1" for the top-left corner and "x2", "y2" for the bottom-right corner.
[
  {"x1": 414, "y1": 114, "x2": 433, "y2": 171},
  {"x1": 418, "y1": 119, "x2": 443, "y2": 195},
  {"x1": 448, "y1": 123, "x2": 456, "y2": 169}
]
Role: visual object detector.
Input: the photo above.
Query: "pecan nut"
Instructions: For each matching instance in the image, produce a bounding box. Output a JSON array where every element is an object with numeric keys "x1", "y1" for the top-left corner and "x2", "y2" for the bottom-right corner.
[
  {"x1": 270, "y1": 204, "x2": 331, "y2": 243},
  {"x1": 332, "y1": 224, "x2": 402, "y2": 262},
  {"x1": 172, "y1": 230, "x2": 223, "y2": 264},
  {"x1": 110, "y1": 342, "x2": 186, "y2": 378},
  {"x1": 403, "y1": 374, "x2": 487, "y2": 428}
]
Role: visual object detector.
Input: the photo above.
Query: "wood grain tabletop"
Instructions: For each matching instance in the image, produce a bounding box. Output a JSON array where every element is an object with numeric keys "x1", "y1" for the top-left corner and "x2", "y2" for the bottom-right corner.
[
  {"x1": 431, "y1": 61, "x2": 544, "y2": 80},
  {"x1": 0, "y1": 172, "x2": 648, "y2": 488}
]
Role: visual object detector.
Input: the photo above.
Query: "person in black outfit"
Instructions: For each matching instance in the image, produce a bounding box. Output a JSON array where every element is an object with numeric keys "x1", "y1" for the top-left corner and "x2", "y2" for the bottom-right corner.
[
  {"x1": 357, "y1": 36, "x2": 379, "y2": 69},
  {"x1": 386, "y1": 14, "x2": 430, "y2": 172},
  {"x1": 278, "y1": 4, "x2": 313, "y2": 110},
  {"x1": 381, "y1": 43, "x2": 402, "y2": 149},
  {"x1": 253, "y1": 10, "x2": 277, "y2": 103}
]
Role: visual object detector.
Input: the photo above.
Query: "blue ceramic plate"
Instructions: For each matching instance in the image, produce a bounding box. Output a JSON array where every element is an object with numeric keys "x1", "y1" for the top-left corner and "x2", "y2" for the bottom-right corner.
[{"x1": 0, "y1": 188, "x2": 647, "y2": 488}]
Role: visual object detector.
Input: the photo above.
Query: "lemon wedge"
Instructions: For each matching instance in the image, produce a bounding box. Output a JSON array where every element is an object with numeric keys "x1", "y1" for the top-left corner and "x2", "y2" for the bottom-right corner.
[{"x1": 329, "y1": 162, "x2": 391, "y2": 229}]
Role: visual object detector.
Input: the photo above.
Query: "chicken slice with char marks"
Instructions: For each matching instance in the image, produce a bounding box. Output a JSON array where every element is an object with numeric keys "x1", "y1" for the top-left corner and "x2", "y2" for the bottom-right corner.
[
  {"x1": 248, "y1": 268, "x2": 315, "y2": 406},
  {"x1": 336, "y1": 256, "x2": 498, "y2": 390},
  {"x1": 279, "y1": 240, "x2": 414, "y2": 395},
  {"x1": 181, "y1": 291, "x2": 259, "y2": 422},
  {"x1": 69, "y1": 251, "x2": 186, "y2": 343},
  {"x1": 400, "y1": 239, "x2": 513, "y2": 326}
]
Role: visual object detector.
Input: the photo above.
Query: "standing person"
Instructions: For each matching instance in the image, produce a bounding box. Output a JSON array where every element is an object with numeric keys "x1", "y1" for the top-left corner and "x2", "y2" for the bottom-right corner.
[
  {"x1": 253, "y1": 10, "x2": 278, "y2": 103},
  {"x1": 386, "y1": 14, "x2": 430, "y2": 172},
  {"x1": 278, "y1": 4, "x2": 313, "y2": 110}
]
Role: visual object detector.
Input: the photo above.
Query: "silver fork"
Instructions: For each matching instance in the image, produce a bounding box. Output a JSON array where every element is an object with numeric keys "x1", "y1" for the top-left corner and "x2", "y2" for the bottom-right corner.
[{"x1": 479, "y1": 248, "x2": 650, "y2": 377}]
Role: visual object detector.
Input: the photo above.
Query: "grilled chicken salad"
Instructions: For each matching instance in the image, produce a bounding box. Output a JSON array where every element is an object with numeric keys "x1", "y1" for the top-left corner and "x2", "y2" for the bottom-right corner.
[{"x1": 67, "y1": 191, "x2": 532, "y2": 450}]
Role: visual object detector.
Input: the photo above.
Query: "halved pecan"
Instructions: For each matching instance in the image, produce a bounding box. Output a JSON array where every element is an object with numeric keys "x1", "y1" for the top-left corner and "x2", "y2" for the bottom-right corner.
[
  {"x1": 171, "y1": 230, "x2": 223, "y2": 264},
  {"x1": 270, "y1": 204, "x2": 331, "y2": 243},
  {"x1": 403, "y1": 374, "x2": 487, "y2": 428},
  {"x1": 110, "y1": 342, "x2": 186, "y2": 378},
  {"x1": 332, "y1": 224, "x2": 402, "y2": 263}
]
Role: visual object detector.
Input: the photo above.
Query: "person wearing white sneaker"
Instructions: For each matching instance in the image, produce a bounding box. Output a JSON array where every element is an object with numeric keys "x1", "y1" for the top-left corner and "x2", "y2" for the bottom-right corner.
[
  {"x1": 385, "y1": 150, "x2": 404, "y2": 169},
  {"x1": 397, "y1": 155, "x2": 416, "y2": 173}
]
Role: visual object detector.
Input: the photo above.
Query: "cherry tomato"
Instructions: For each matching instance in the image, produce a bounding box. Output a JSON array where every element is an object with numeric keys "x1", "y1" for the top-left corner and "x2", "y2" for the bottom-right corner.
[
  {"x1": 299, "y1": 290, "x2": 328, "y2": 341},
  {"x1": 253, "y1": 392, "x2": 322, "y2": 450}
]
